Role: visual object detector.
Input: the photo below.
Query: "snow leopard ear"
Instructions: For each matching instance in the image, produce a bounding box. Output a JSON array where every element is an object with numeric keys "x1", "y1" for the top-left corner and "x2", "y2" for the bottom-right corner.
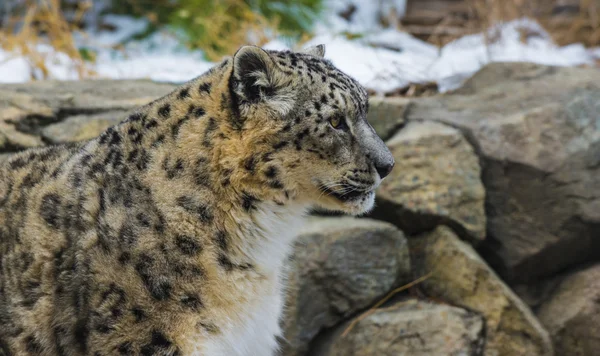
[
  {"x1": 301, "y1": 44, "x2": 325, "y2": 58},
  {"x1": 232, "y1": 46, "x2": 293, "y2": 116},
  {"x1": 232, "y1": 46, "x2": 278, "y2": 103}
]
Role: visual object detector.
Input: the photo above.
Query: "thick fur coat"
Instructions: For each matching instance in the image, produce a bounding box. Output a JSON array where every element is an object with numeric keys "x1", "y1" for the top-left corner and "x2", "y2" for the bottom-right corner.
[{"x1": 0, "y1": 45, "x2": 394, "y2": 355}]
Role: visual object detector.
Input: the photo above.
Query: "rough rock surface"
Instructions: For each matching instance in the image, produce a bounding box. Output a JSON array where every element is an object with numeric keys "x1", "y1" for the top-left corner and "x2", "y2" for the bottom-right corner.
[
  {"x1": 312, "y1": 299, "x2": 485, "y2": 356},
  {"x1": 410, "y1": 226, "x2": 553, "y2": 356},
  {"x1": 537, "y1": 264, "x2": 600, "y2": 356},
  {"x1": 41, "y1": 111, "x2": 128, "y2": 144},
  {"x1": 512, "y1": 280, "x2": 562, "y2": 311},
  {"x1": 405, "y1": 62, "x2": 600, "y2": 282},
  {"x1": 0, "y1": 65, "x2": 595, "y2": 355},
  {"x1": 372, "y1": 121, "x2": 486, "y2": 241},
  {"x1": 0, "y1": 80, "x2": 174, "y2": 150},
  {"x1": 365, "y1": 96, "x2": 410, "y2": 141},
  {"x1": 281, "y1": 217, "x2": 411, "y2": 356}
]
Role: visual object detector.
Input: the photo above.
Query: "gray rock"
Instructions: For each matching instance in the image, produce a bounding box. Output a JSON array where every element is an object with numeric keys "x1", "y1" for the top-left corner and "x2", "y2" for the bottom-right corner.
[
  {"x1": 42, "y1": 111, "x2": 128, "y2": 144},
  {"x1": 282, "y1": 217, "x2": 411, "y2": 356},
  {"x1": 3, "y1": 79, "x2": 175, "y2": 112},
  {"x1": 0, "y1": 153, "x2": 12, "y2": 164},
  {"x1": 312, "y1": 299, "x2": 485, "y2": 356},
  {"x1": 372, "y1": 121, "x2": 486, "y2": 241},
  {"x1": 410, "y1": 226, "x2": 554, "y2": 356},
  {"x1": 512, "y1": 276, "x2": 564, "y2": 310},
  {"x1": 0, "y1": 80, "x2": 175, "y2": 151},
  {"x1": 537, "y1": 264, "x2": 600, "y2": 356},
  {"x1": 0, "y1": 89, "x2": 49, "y2": 150},
  {"x1": 403, "y1": 62, "x2": 600, "y2": 282},
  {"x1": 366, "y1": 96, "x2": 410, "y2": 141}
]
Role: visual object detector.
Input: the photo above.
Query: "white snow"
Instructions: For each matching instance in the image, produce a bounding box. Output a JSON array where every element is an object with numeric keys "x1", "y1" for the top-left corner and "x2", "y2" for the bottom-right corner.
[
  {"x1": 301, "y1": 33, "x2": 436, "y2": 93},
  {"x1": 590, "y1": 47, "x2": 600, "y2": 60},
  {"x1": 0, "y1": 1, "x2": 597, "y2": 94},
  {"x1": 0, "y1": 43, "x2": 83, "y2": 83},
  {"x1": 427, "y1": 19, "x2": 593, "y2": 91},
  {"x1": 87, "y1": 15, "x2": 149, "y2": 47},
  {"x1": 303, "y1": 16, "x2": 595, "y2": 93},
  {"x1": 91, "y1": 29, "x2": 213, "y2": 83}
]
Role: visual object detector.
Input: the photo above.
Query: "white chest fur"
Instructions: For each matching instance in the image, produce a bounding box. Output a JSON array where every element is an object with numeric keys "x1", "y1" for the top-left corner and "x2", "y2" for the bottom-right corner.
[
  {"x1": 193, "y1": 203, "x2": 307, "y2": 356},
  {"x1": 198, "y1": 278, "x2": 285, "y2": 356}
]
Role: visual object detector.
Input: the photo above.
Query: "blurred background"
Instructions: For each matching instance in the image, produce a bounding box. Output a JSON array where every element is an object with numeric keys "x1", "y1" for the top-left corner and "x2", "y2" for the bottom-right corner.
[{"x1": 1, "y1": 0, "x2": 599, "y2": 95}]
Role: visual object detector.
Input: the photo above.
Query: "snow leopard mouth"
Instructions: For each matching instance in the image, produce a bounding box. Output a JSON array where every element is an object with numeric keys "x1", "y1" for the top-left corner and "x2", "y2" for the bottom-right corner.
[{"x1": 318, "y1": 182, "x2": 374, "y2": 202}]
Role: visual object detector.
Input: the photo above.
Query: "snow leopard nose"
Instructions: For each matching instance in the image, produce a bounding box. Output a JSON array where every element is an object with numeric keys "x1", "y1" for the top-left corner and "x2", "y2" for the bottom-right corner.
[
  {"x1": 375, "y1": 160, "x2": 394, "y2": 179},
  {"x1": 356, "y1": 120, "x2": 395, "y2": 179}
]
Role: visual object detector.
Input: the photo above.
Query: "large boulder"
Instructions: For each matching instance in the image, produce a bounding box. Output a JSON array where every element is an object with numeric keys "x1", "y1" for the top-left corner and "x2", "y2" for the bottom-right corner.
[
  {"x1": 0, "y1": 80, "x2": 175, "y2": 151},
  {"x1": 537, "y1": 264, "x2": 600, "y2": 356},
  {"x1": 281, "y1": 217, "x2": 411, "y2": 356},
  {"x1": 372, "y1": 121, "x2": 486, "y2": 241},
  {"x1": 312, "y1": 300, "x2": 485, "y2": 356},
  {"x1": 366, "y1": 96, "x2": 410, "y2": 141},
  {"x1": 403, "y1": 63, "x2": 600, "y2": 282},
  {"x1": 411, "y1": 226, "x2": 553, "y2": 356}
]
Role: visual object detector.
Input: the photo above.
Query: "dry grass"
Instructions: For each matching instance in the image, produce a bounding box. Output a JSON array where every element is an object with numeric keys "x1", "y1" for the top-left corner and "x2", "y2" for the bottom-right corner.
[
  {"x1": 469, "y1": 0, "x2": 600, "y2": 47},
  {"x1": 0, "y1": 0, "x2": 280, "y2": 69},
  {"x1": 0, "y1": 0, "x2": 273, "y2": 76},
  {"x1": 402, "y1": 0, "x2": 600, "y2": 48},
  {"x1": 0, "y1": 0, "x2": 95, "y2": 80},
  {"x1": 341, "y1": 273, "x2": 432, "y2": 338},
  {"x1": 540, "y1": 0, "x2": 600, "y2": 46}
]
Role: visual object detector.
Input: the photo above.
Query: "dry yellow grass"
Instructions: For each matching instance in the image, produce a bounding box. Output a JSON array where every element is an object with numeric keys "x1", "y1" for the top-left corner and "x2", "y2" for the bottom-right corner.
[
  {"x1": 540, "y1": 0, "x2": 600, "y2": 46},
  {"x1": 402, "y1": 0, "x2": 600, "y2": 48},
  {"x1": 0, "y1": 0, "x2": 278, "y2": 72},
  {"x1": 469, "y1": 0, "x2": 600, "y2": 47},
  {"x1": 341, "y1": 273, "x2": 433, "y2": 338},
  {"x1": 0, "y1": 0, "x2": 95, "y2": 80}
]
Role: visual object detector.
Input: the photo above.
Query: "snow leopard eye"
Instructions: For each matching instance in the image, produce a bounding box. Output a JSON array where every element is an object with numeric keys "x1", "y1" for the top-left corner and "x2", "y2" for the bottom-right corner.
[{"x1": 329, "y1": 114, "x2": 348, "y2": 131}]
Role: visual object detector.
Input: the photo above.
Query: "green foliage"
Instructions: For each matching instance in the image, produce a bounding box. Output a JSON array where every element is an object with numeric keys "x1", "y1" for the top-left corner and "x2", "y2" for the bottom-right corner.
[
  {"x1": 168, "y1": 0, "x2": 265, "y2": 59},
  {"x1": 78, "y1": 47, "x2": 97, "y2": 62},
  {"x1": 108, "y1": 0, "x2": 323, "y2": 59},
  {"x1": 251, "y1": 0, "x2": 323, "y2": 34}
]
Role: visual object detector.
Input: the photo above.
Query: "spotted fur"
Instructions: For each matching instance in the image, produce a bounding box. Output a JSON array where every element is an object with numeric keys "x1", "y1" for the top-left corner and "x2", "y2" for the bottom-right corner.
[{"x1": 0, "y1": 45, "x2": 393, "y2": 355}]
